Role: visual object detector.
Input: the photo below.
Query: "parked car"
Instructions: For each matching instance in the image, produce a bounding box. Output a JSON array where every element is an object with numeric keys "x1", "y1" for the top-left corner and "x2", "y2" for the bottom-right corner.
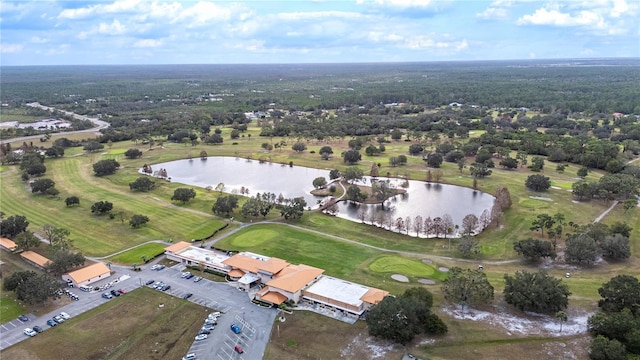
[
  {"x1": 230, "y1": 324, "x2": 241, "y2": 334},
  {"x1": 185, "y1": 273, "x2": 194, "y2": 279},
  {"x1": 47, "y1": 319, "x2": 57, "y2": 327},
  {"x1": 201, "y1": 324, "x2": 215, "y2": 331},
  {"x1": 197, "y1": 329, "x2": 210, "y2": 335},
  {"x1": 118, "y1": 288, "x2": 126, "y2": 294},
  {"x1": 102, "y1": 292, "x2": 113, "y2": 299},
  {"x1": 59, "y1": 312, "x2": 71, "y2": 320},
  {"x1": 183, "y1": 293, "x2": 193, "y2": 299},
  {"x1": 23, "y1": 328, "x2": 37, "y2": 337},
  {"x1": 161, "y1": 284, "x2": 171, "y2": 291},
  {"x1": 194, "y1": 334, "x2": 208, "y2": 341},
  {"x1": 32, "y1": 325, "x2": 43, "y2": 333},
  {"x1": 156, "y1": 264, "x2": 165, "y2": 270},
  {"x1": 204, "y1": 319, "x2": 217, "y2": 326},
  {"x1": 150, "y1": 264, "x2": 159, "y2": 270},
  {"x1": 181, "y1": 271, "x2": 191, "y2": 278},
  {"x1": 53, "y1": 315, "x2": 65, "y2": 323},
  {"x1": 110, "y1": 289, "x2": 120, "y2": 297},
  {"x1": 182, "y1": 353, "x2": 197, "y2": 360},
  {"x1": 234, "y1": 345, "x2": 244, "y2": 354},
  {"x1": 18, "y1": 314, "x2": 29, "y2": 322},
  {"x1": 208, "y1": 312, "x2": 221, "y2": 319},
  {"x1": 193, "y1": 276, "x2": 202, "y2": 282},
  {"x1": 153, "y1": 282, "x2": 164, "y2": 289},
  {"x1": 145, "y1": 279, "x2": 155, "y2": 286}
]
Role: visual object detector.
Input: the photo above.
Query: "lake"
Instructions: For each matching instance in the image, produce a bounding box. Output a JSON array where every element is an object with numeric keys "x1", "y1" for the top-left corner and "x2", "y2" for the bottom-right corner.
[{"x1": 152, "y1": 157, "x2": 495, "y2": 235}]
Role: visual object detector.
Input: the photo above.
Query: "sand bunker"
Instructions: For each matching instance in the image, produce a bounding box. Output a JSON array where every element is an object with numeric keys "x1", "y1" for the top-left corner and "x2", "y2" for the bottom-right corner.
[{"x1": 391, "y1": 274, "x2": 409, "y2": 282}]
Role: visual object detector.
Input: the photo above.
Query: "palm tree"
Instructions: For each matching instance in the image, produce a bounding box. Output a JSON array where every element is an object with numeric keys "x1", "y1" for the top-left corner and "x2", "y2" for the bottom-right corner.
[{"x1": 556, "y1": 311, "x2": 568, "y2": 332}]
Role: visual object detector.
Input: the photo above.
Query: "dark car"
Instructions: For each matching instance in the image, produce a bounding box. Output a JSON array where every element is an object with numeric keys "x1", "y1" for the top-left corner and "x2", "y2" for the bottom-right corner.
[
  {"x1": 33, "y1": 325, "x2": 43, "y2": 333},
  {"x1": 47, "y1": 319, "x2": 57, "y2": 327},
  {"x1": 230, "y1": 324, "x2": 241, "y2": 334},
  {"x1": 18, "y1": 314, "x2": 29, "y2": 322},
  {"x1": 145, "y1": 279, "x2": 155, "y2": 286},
  {"x1": 183, "y1": 293, "x2": 193, "y2": 299},
  {"x1": 198, "y1": 329, "x2": 210, "y2": 335},
  {"x1": 110, "y1": 289, "x2": 120, "y2": 297},
  {"x1": 185, "y1": 273, "x2": 194, "y2": 279},
  {"x1": 162, "y1": 284, "x2": 171, "y2": 291}
]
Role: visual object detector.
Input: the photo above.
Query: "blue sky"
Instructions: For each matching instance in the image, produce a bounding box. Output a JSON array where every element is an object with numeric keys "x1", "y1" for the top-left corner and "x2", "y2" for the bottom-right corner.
[{"x1": 1, "y1": 0, "x2": 638, "y2": 65}]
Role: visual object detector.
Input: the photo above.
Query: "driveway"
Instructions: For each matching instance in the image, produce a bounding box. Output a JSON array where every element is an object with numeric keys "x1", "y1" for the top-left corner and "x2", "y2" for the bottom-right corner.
[{"x1": 0, "y1": 264, "x2": 277, "y2": 360}]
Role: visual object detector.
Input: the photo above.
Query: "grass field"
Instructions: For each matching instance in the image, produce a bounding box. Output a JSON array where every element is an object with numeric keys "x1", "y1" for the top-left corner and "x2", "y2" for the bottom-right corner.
[
  {"x1": 107, "y1": 242, "x2": 168, "y2": 265},
  {"x1": 1, "y1": 287, "x2": 210, "y2": 360},
  {"x1": 0, "y1": 298, "x2": 24, "y2": 324}
]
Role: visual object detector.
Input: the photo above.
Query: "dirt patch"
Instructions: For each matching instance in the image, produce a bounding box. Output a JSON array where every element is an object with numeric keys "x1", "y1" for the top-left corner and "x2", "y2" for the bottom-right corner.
[{"x1": 391, "y1": 274, "x2": 409, "y2": 282}]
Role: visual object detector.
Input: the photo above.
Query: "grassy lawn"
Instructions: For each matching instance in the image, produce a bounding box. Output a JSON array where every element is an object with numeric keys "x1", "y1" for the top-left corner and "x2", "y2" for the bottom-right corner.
[
  {"x1": 107, "y1": 242, "x2": 168, "y2": 265},
  {"x1": 0, "y1": 297, "x2": 24, "y2": 323},
  {"x1": 1, "y1": 287, "x2": 210, "y2": 360}
]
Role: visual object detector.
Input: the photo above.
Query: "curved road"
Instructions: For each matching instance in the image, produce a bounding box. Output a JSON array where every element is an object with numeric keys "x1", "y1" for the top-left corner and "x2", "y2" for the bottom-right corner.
[{"x1": 0, "y1": 102, "x2": 110, "y2": 145}]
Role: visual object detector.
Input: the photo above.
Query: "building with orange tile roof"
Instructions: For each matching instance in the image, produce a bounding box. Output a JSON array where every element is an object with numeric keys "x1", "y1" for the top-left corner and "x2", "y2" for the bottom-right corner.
[
  {"x1": 0, "y1": 237, "x2": 18, "y2": 252},
  {"x1": 61, "y1": 262, "x2": 111, "y2": 287},
  {"x1": 20, "y1": 251, "x2": 52, "y2": 270}
]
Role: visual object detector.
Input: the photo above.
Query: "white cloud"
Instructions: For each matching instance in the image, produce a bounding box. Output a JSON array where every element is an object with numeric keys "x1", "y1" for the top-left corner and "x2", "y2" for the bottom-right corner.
[
  {"x1": 97, "y1": 19, "x2": 127, "y2": 35},
  {"x1": 476, "y1": 7, "x2": 509, "y2": 19},
  {"x1": 134, "y1": 39, "x2": 162, "y2": 48},
  {"x1": 0, "y1": 43, "x2": 23, "y2": 53},
  {"x1": 518, "y1": 8, "x2": 606, "y2": 28}
]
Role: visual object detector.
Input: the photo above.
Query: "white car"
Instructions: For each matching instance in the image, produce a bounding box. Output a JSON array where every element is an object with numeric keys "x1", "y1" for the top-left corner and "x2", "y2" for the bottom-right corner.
[
  {"x1": 59, "y1": 312, "x2": 71, "y2": 320},
  {"x1": 194, "y1": 334, "x2": 208, "y2": 341},
  {"x1": 23, "y1": 328, "x2": 37, "y2": 337}
]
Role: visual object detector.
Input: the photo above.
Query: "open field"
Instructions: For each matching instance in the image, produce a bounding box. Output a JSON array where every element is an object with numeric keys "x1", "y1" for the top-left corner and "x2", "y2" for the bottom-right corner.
[
  {"x1": 107, "y1": 242, "x2": 167, "y2": 265},
  {"x1": 1, "y1": 287, "x2": 209, "y2": 360}
]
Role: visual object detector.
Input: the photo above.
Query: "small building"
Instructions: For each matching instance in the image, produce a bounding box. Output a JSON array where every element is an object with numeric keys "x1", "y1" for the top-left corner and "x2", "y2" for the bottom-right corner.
[
  {"x1": 0, "y1": 237, "x2": 18, "y2": 252},
  {"x1": 20, "y1": 251, "x2": 52, "y2": 270},
  {"x1": 164, "y1": 242, "x2": 231, "y2": 274},
  {"x1": 301, "y1": 276, "x2": 389, "y2": 317},
  {"x1": 62, "y1": 262, "x2": 111, "y2": 287},
  {"x1": 222, "y1": 252, "x2": 290, "y2": 289},
  {"x1": 256, "y1": 264, "x2": 324, "y2": 304},
  {"x1": 164, "y1": 241, "x2": 194, "y2": 261}
]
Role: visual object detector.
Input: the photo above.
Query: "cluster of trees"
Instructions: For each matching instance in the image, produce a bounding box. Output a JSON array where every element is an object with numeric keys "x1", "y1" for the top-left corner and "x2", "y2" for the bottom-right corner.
[
  {"x1": 564, "y1": 222, "x2": 632, "y2": 265},
  {"x1": 240, "y1": 192, "x2": 276, "y2": 218},
  {"x1": 588, "y1": 275, "x2": 640, "y2": 359},
  {"x1": 504, "y1": 271, "x2": 571, "y2": 314},
  {"x1": 572, "y1": 171, "x2": 640, "y2": 201},
  {"x1": 3, "y1": 271, "x2": 62, "y2": 305},
  {"x1": 366, "y1": 287, "x2": 447, "y2": 345},
  {"x1": 93, "y1": 159, "x2": 120, "y2": 176}
]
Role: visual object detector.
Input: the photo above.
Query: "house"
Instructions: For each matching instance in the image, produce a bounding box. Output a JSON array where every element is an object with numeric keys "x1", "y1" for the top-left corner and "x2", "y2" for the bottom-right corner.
[
  {"x1": 255, "y1": 264, "x2": 324, "y2": 304},
  {"x1": 20, "y1": 251, "x2": 52, "y2": 270},
  {"x1": 62, "y1": 262, "x2": 111, "y2": 287},
  {"x1": 0, "y1": 237, "x2": 18, "y2": 252}
]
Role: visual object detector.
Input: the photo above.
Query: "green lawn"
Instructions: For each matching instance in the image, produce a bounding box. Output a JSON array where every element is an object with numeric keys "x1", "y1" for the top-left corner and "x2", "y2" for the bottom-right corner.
[
  {"x1": 0, "y1": 297, "x2": 24, "y2": 323},
  {"x1": 107, "y1": 242, "x2": 168, "y2": 265}
]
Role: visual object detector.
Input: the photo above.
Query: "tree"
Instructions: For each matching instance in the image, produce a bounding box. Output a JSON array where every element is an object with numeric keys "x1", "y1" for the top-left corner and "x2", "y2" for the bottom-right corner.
[
  {"x1": 319, "y1": 146, "x2": 333, "y2": 160},
  {"x1": 200, "y1": 150, "x2": 208, "y2": 159},
  {"x1": 30, "y1": 178, "x2": 56, "y2": 194},
  {"x1": 44, "y1": 146, "x2": 64, "y2": 158},
  {"x1": 91, "y1": 201, "x2": 113, "y2": 215},
  {"x1": 129, "y1": 214, "x2": 150, "y2": 228},
  {"x1": 499, "y1": 157, "x2": 518, "y2": 170},
  {"x1": 597, "y1": 275, "x2": 640, "y2": 314},
  {"x1": 65, "y1": 196, "x2": 80, "y2": 207},
  {"x1": 461, "y1": 214, "x2": 479, "y2": 236},
  {"x1": 129, "y1": 177, "x2": 156, "y2": 192},
  {"x1": 47, "y1": 248, "x2": 85, "y2": 276},
  {"x1": 15, "y1": 231, "x2": 41, "y2": 251},
  {"x1": 83, "y1": 141, "x2": 104, "y2": 152},
  {"x1": 346, "y1": 185, "x2": 368, "y2": 203},
  {"x1": 42, "y1": 224, "x2": 72, "y2": 249},
  {"x1": 556, "y1": 311, "x2": 568, "y2": 332},
  {"x1": 588, "y1": 309, "x2": 639, "y2": 350},
  {"x1": 25, "y1": 163, "x2": 47, "y2": 177},
  {"x1": 525, "y1": 174, "x2": 551, "y2": 191},
  {"x1": 609, "y1": 222, "x2": 632, "y2": 238},
  {"x1": 513, "y1": 238, "x2": 557, "y2": 262},
  {"x1": 589, "y1": 336, "x2": 627, "y2": 360},
  {"x1": 529, "y1": 156, "x2": 545, "y2": 172},
  {"x1": 343, "y1": 166, "x2": 364, "y2": 183},
  {"x1": 0, "y1": 215, "x2": 29, "y2": 237},
  {"x1": 470, "y1": 162, "x2": 492, "y2": 178},
  {"x1": 397, "y1": 155, "x2": 408, "y2": 165},
  {"x1": 329, "y1": 169, "x2": 341, "y2": 180},
  {"x1": 312, "y1": 177, "x2": 327, "y2": 189},
  {"x1": 457, "y1": 236, "x2": 480, "y2": 258},
  {"x1": 599, "y1": 234, "x2": 631, "y2": 261},
  {"x1": 93, "y1": 159, "x2": 120, "y2": 176},
  {"x1": 342, "y1": 149, "x2": 361, "y2": 164},
  {"x1": 442, "y1": 267, "x2": 494, "y2": 312},
  {"x1": 278, "y1": 197, "x2": 306, "y2": 220},
  {"x1": 408, "y1": 144, "x2": 424, "y2": 155},
  {"x1": 3, "y1": 271, "x2": 62, "y2": 305},
  {"x1": 425, "y1": 153, "x2": 443, "y2": 168},
  {"x1": 291, "y1": 142, "x2": 307, "y2": 152},
  {"x1": 565, "y1": 233, "x2": 599, "y2": 266},
  {"x1": 578, "y1": 166, "x2": 589, "y2": 178},
  {"x1": 124, "y1": 148, "x2": 143, "y2": 159},
  {"x1": 370, "y1": 162, "x2": 379, "y2": 178},
  {"x1": 503, "y1": 270, "x2": 571, "y2": 314},
  {"x1": 212, "y1": 195, "x2": 239, "y2": 216},
  {"x1": 365, "y1": 144, "x2": 380, "y2": 156},
  {"x1": 172, "y1": 188, "x2": 196, "y2": 203}
]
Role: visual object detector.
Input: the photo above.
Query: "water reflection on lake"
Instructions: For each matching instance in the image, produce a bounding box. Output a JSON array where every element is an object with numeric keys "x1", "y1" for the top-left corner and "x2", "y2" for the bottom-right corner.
[{"x1": 153, "y1": 157, "x2": 494, "y2": 233}]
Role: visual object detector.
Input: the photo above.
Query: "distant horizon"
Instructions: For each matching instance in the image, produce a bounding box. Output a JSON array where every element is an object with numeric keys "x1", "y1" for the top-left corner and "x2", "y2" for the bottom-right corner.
[
  {"x1": 1, "y1": 1, "x2": 638, "y2": 66},
  {"x1": 2, "y1": 56, "x2": 639, "y2": 68}
]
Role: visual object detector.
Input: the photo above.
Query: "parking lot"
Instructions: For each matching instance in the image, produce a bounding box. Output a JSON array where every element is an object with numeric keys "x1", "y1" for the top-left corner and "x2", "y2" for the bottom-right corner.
[{"x1": 1, "y1": 263, "x2": 277, "y2": 360}]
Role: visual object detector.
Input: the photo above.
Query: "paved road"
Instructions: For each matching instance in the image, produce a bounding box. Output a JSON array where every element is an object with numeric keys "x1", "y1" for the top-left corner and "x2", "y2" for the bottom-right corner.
[
  {"x1": 0, "y1": 263, "x2": 277, "y2": 360},
  {"x1": 0, "y1": 102, "x2": 110, "y2": 145}
]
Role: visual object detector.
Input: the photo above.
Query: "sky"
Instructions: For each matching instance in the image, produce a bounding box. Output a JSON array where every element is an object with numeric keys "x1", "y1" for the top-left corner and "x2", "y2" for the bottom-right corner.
[{"x1": 1, "y1": 0, "x2": 639, "y2": 66}]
